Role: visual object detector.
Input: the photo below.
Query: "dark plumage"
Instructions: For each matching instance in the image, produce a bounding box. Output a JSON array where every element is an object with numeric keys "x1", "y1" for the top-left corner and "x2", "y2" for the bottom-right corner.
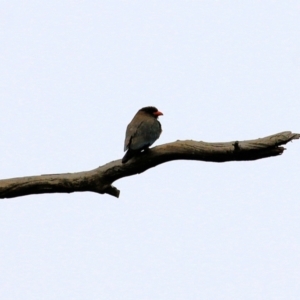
[{"x1": 122, "y1": 106, "x2": 163, "y2": 164}]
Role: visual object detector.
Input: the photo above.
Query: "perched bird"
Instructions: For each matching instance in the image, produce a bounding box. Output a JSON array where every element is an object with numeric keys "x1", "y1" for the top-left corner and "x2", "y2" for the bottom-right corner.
[{"x1": 122, "y1": 106, "x2": 163, "y2": 164}]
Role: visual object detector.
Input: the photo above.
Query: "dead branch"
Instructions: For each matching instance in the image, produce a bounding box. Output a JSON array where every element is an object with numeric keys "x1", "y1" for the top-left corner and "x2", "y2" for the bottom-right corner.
[{"x1": 0, "y1": 131, "x2": 299, "y2": 199}]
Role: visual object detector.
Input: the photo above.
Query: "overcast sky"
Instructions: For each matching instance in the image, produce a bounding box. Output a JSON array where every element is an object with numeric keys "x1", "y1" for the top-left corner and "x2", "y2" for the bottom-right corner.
[{"x1": 0, "y1": 1, "x2": 300, "y2": 299}]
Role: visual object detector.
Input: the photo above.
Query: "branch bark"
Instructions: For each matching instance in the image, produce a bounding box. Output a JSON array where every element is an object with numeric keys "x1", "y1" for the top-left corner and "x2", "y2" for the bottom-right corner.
[{"x1": 0, "y1": 131, "x2": 299, "y2": 199}]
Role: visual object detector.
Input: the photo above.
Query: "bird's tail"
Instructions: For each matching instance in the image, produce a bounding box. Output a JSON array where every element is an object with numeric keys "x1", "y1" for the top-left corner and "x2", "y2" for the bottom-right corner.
[{"x1": 122, "y1": 150, "x2": 135, "y2": 164}]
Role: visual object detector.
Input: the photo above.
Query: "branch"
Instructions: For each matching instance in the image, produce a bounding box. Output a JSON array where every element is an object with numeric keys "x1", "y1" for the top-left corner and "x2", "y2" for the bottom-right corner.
[{"x1": 0, "y1": 131, "x2": 299, "y2": 199}]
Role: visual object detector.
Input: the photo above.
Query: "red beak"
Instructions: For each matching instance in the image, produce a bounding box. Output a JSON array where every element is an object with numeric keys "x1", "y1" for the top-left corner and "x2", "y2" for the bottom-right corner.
[{"x1": 153, "y1": 111, "x2": 163, "y2": 116}]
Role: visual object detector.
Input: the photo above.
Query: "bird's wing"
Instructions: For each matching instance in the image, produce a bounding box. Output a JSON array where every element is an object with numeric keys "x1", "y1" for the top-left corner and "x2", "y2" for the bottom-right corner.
[
  {"x1": 124, "y1": 112, "x2": 162, "y2": 151},
  {"x1": 129, "y1": 118, "x2": 161, "y2": 151},
  {"x1": 124, "y1": 113, "x2": 143, "y2": 151},
  {"x1": 124, "y1": 113, "x2": 162, "y2": 151}
]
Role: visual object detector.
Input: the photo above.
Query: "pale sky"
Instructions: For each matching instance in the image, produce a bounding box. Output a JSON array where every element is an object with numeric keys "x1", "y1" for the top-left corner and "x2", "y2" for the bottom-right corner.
[{"x1": 0, "y1": 1, "x2": 300, "y2": 299}]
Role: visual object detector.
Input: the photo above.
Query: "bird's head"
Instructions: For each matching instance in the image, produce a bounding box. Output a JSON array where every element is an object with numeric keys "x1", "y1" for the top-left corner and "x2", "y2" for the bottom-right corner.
[{"x1": 139, "y1": 106, "x2": 163, "y2": 118}]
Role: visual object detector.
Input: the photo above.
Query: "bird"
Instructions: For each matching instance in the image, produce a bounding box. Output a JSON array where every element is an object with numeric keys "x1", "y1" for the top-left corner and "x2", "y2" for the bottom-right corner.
[{"x1": 122, "y1": 106, "x2": 163, "y2": 164}]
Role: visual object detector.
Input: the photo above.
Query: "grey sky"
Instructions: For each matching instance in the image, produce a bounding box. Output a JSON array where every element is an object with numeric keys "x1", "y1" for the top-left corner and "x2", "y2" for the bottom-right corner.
[{"x1": 0, "y1": 1, "x2": 299, "y2": 299}]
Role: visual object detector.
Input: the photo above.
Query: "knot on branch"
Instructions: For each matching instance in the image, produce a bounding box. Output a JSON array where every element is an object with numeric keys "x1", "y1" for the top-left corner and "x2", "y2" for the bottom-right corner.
[{"x1": 233, "y1": 141, "x2": 240, "y2": 151}]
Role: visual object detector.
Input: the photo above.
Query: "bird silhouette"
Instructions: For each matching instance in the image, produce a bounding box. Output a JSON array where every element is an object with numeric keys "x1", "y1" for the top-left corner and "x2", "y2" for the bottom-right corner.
[{"x1": 122, "y1": 106, "x2": 163, "y2": 164}]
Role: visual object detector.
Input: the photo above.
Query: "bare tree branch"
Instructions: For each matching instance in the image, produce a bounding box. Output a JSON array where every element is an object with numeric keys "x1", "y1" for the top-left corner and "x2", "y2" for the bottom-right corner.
[{"x1": 0, "y1": 131, "x2": 299, "y2": 199}]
